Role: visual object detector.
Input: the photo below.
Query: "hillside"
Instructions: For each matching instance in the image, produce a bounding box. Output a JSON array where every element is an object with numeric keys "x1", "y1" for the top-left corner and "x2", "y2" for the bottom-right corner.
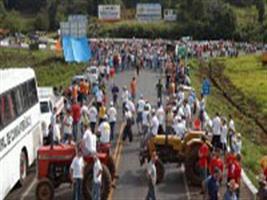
[{"x1": 0, "y1": 0, "x2": 267, "y2": 41}]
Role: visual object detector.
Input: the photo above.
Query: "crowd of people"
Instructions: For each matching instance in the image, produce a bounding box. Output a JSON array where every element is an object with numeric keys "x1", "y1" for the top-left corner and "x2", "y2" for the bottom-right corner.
[{"x1": 46, "y1": 38, "x2": 266, "y2": 200}]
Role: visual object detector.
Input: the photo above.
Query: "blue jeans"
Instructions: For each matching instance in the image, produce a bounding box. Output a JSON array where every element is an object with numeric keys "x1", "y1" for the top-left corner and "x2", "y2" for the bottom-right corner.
[
  {"x1": 92, "y1": 182, "x2": 101, "y2": 200},
  {"x1": 72, "y1": 178, "x2": 82, "y2": 200},
  {"x1": 146, "y1": 180, "x2": 156, "y2": 200}
]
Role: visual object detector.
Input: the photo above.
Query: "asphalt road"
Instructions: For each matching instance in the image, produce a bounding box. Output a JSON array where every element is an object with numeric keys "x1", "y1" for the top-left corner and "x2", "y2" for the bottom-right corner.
[
  {"x1": 110, "y1": 69, "x2": 189, "y2": 200},
  {"x1": 5, "y1": 69, "x2": 253, "y2": 200}
]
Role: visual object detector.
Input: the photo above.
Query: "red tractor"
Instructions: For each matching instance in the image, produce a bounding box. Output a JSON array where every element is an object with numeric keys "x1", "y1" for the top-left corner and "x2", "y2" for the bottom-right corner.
[{"x1": 35, "y1": 143, "x2": 115, "y2": 200}]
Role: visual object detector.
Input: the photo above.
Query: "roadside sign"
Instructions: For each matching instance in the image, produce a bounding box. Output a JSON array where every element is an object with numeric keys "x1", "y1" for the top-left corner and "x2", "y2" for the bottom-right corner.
[
  {"x1": 60, "y1": 15, "x2": 87, "y2": 38},
  {"x1": 164, "y1": 9, "x2": 177, "y2": 21},
  {"x1": 136, "y1": 3, "x2": 162, "y2": 22},
  {"x1": 202, "y1": 79, "x2": 211, "y2": 96},
  {"x1": 98, "y1": 5, "x2": 121, "y2": 21}
]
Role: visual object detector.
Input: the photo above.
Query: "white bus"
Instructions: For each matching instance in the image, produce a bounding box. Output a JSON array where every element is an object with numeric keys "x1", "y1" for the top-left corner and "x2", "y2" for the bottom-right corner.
[{"x1": 0, "y1": 68, "x2": 42, "y2": 199}]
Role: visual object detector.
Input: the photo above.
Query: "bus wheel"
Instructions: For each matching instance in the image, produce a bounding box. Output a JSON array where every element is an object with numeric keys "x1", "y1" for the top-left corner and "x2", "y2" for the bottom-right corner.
[
  {"x1": 19, "y1": 150, "x2": 28, "y2": 185},
  {"x1": 36, "y1": 178, "x2": 54, "y2": 200}
]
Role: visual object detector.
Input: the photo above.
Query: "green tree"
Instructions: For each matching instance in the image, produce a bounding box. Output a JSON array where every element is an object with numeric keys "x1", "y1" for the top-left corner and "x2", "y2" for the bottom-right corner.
[
  {"x1": 34, "y1": 10, "x2": 49, "y2": 31},
  {"x1": 255, "y1": 0, "x2": 265, "y2": 23},
  {"x1": 48, "y1": 0, "x2": 58, "y2": 30}
]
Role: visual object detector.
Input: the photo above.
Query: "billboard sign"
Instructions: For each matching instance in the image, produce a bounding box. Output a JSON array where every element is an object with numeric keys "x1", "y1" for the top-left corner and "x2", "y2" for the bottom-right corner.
[
  {"x1": 60, "y1": 15, "x2": 87, "y2": 38},
  {"x1": 98, "y1": 5, "x2": 121, "y2": 21},
  {"x1": 136, "y1": 3, "x2": 162, "y2": 22},
  {"x1": 164, "y1": 9, "x2": 177, "y2": 21}
]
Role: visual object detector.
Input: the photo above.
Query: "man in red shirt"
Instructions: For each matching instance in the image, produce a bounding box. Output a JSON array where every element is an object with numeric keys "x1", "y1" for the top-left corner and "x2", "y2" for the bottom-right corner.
[
  {"x1": 198, "y1": 136, "x2": 210, "y2": 181},
  {"x1": 209, "y1": 148, "x2": 224, "y2": 182},
  {"x1": 130, "y1": 77, "x2": 137, "y2": 101},
  {"x1": 71, "y1": 99, "x2": 81, "y2": 141},
  {"x1": 227, "y1": 154, "x2": 242, "y2": 198}
]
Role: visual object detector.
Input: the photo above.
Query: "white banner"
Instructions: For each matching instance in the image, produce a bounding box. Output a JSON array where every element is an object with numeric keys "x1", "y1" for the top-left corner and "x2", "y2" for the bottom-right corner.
[
  {"x1": 164, "y1": 9, "x2": 177, "y2": 21},
  {"x1": 98, "y1": 5, "x2": 121, "y2": 20},
  {"x1": 136, "y1": 3, "x2": 162, "y2": 22}
]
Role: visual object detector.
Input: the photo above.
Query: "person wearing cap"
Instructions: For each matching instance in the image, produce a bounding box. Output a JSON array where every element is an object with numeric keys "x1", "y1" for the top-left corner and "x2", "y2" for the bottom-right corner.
[
  {"x1": 136, "y1": 94, "x2": 146, "y2": 134},
  {"x1": 146, "y1": 151, "x2": 158, "y2": 200},
  {"x1": 107, "y1": 102, "x2": 117, "y2": 141},
  {"x1": 92, "y1": 154, "x2": 103, "y2": 200},
  {"x1": 70, "y1": 146, "x2": 84, "y2": 200},
  {"x1": 98, "y1": 115, "x2": 111, "y2": 144}
]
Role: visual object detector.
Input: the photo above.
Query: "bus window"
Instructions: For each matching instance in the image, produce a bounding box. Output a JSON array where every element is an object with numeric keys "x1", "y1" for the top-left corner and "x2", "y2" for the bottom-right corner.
[
  {"x1": 0, "y1": 96, "x2": 4, "y2": 128},
  {"x1": 7, "y1": 94, "x2": 15, "y2": 119}
]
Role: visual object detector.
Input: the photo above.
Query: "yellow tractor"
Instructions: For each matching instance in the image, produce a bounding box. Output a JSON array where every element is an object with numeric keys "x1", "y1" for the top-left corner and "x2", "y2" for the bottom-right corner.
[
  {"x1": 139, "y1": 131, "x2": 212, "y2": 185},
  {"x1": 262, "y1": 51, "x2": 267, "y2": 66}
]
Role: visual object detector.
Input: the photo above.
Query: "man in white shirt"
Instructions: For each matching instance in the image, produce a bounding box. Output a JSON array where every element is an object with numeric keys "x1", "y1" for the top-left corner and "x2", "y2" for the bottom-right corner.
[
  {"x1": 156, "y1": 104, "x2": 165, "y2": 135},
  {"x1": 173, "y1": 116, "x2": 187, "y2": 139},
  {"x1": 63, "y1": 110, "x2": 73, "y2": 142},
  {"x1": 212, "y1": 113, "x2": 222, "y2": 148},
  {"x1": 107, "y1": 102, "x2": 117, "y2": 141},
  {"x1": 82, "y1": 125, "x2": 96, "y2": 155},
  {"x1": 221, "y1": 118, "x2": 228, "y2": 153},
  {"x1": 228, "y1": 114, "x2": 236, "y2": 152},
  {"x1": 98, "y1": 116, "x2": 111, "y2": 144},
  {"x1": 88, "y1": 103, "x2": 98, "y2": 133},
  {"x1": 92, "y1": 154, "x2": 103, "y2": 200},
  {"x1": 70, "y1": 147, "x2": 84, "y2": 200},
  {"x1": 136, "y1": 95, "x2": 146, "y2": 134},
  {"x1": 151, "y1": 110, "x2": 159, "y2": 137},
  {"x1": 96, "y1": 89, "x2": 104, "y2": 111},
  {"x1": 121, "y1": 86, "x2": 129, "y2": 118}
]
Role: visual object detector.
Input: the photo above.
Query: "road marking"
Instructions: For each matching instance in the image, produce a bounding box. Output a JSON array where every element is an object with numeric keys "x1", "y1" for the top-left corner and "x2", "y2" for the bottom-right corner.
[
  {"x1": 181, "y1": 164, "x2": 191, "y2": 200},
  {"x1": 108, "y1": 122, "x2": 125, "y2": 200},
  {"x1": 21, "y1": 177, "x2": 37, "y2": 200}
]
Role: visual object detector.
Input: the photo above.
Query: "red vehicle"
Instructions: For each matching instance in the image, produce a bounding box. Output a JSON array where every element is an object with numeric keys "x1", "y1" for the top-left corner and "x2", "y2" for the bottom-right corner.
[{"x1": 36, "y1": 144, "x2": 115, "y2": 200}]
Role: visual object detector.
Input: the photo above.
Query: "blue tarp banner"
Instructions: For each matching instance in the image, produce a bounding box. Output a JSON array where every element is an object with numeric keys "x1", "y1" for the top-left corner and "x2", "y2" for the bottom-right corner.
[
  {"x1": 62, "y1": 36, "x2": 91, "y2": 63},
  {"x1": 71, "y1": 37, "x2": 91, "y2": 63},
  {"x1": 62, "y1": 36, "x2": 74, "y2": 62}
]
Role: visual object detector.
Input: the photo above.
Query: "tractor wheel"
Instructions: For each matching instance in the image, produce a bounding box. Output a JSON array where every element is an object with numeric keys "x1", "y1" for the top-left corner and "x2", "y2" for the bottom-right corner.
[
  {"x1": 155, "y1": 159, "x2": 165, "y2": 184},
  {"x1": 107, "y1": 155, "x2": 116, "y2": 180},
  {"x1": 36, "y1": 178, "x2": 54, "y2": 200},
  {"x1": 185, "y1": 144, "x2": 203, "y2": 186},
  {"x1": 19, "y1": 150, "x2": 28, "y2": 186},
  {"x1": 83, "y1": 163, "x2": 112, "y2": 200}
]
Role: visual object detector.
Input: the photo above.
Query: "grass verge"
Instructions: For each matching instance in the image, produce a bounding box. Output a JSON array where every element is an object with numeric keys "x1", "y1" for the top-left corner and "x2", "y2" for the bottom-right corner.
[
  {"x1": 189, "y1": 58, "x2": 267, "y2": 186},
  {"x1": 0, "y1": 48, "x2": 85, "y2": 87}
]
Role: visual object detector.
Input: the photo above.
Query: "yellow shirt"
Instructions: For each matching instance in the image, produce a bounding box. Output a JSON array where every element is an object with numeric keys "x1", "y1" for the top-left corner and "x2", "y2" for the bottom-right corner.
[{"x1": 99, "y1": 106, "x2": 106, "y2": 119}]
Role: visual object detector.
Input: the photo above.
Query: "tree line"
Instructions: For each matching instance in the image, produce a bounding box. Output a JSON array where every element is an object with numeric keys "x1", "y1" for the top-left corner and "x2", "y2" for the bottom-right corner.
[{"x1": 0, "y1": 0, "x2": 266, "y2": 42}]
